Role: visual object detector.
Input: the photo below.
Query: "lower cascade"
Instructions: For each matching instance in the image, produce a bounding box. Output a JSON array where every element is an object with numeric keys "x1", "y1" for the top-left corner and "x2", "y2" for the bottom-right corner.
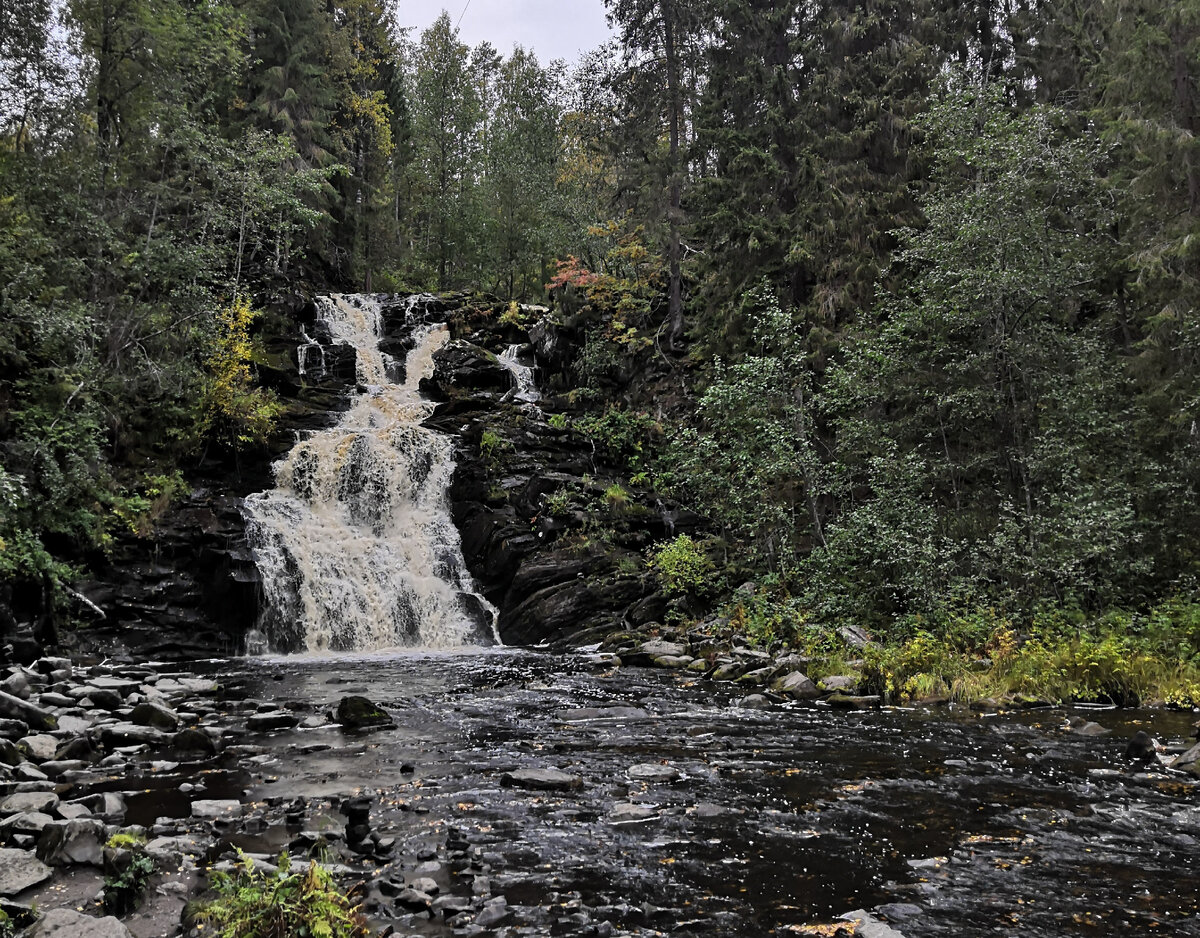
[{"x1": 244, "y1": 294, "x2": 497, "y2": 653}]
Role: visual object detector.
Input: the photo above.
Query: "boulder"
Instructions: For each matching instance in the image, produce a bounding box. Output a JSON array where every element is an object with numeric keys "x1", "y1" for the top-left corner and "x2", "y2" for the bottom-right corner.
[
  {"x1": 191, "y1": 799, "x2": 243, "y2": 820},
  {"x1": 627, "y1": 763, "x2": 681, "y2": 782},
  {"x1": 129, "y1": 701, "x2": 179, "y2": 730},
  {"x1": 36, "y1": 819, "x2": 107, "y2": 866},
  {"x1": 0, "y1": 792, "x2": 58, "y2": 816},
  {"x1": 17, "y1": 735, "x2": 57, "y2": 762},
  {"x1": 248, "y1": 711, "x2": 300, "y2": 732},
  {"x1": 1171, "y1": 742, "x2": 1200, "y2": 777},
  {"x1": 0, "y1": 812, "x2": 54, "y2": 836},
  {"x1": 772, "y1": 671, "x2": 821, "y2": 700},
  {"x1": 733, "y1": 694, "x2": 772, "y2": 710},
  {"x1": 0, "y1": 691, "x2": 56, "y2": 732},
  {"x1": 100, "y1": 723, "x2": 165, "y2": 747},
  {"x1": 0, "y1": 718, "x2": 29, "y2": 740},
  {"x1": 170, "y1": 728, "x2": 217, "y2": 757},
  {"x1": 335, "y1": 696, "x2": 394, "y2": 730},
  {"x1": 0, "y1": 848, "x2": 52, "y2": 895},
  {"x1": 500, "y1": 768, "x2": 583, "y2": 792},
  {"x1": 22, "y1": 908, "x2": 132, "y2": 938}
]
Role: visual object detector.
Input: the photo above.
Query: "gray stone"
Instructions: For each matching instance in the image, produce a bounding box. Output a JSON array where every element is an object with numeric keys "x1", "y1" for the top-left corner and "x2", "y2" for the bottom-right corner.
[
  {"x1": 55, "y1": 803, "x2": 92, "y2": 821},
  {"x1": 475, "y1": 897, "x2": 510, "y2": 927},
  {"x1": 55, "y1": 715, "x2": 92, "y2": 735},
  {"x1": 826, "y1": 694, "x2": 882, "y2": 710},
  {"x1": 820, "y1": 675, "x2": 861, "y2": 693},
  {"x1": 710, "y1": 662, "x2": 744, "y2": 682},
  {"x1": 37, "y1": 693, "x2": 74, "y2": 709},
  {"x1": 129, "y1": 701, "x2": 179, "y2": 730},
  {"x1": 0, "y1": 847, "x2": 52, "y2": 895},
  {"x1": 0, "y1": 691, "x2": 56, "y2": 731},
  {"x1": 36, "y1": 818, "x2": 107, "y2": 866},
  {"x1": 37, "y1": 760, "x2": 86, "y2": 779},
  {"x1": 500, "y1": 768, "x2": 583, "y2": 792},
  {"x1": 653, "y1": 655, "x2": 693, "y2": 669},
  {"x1": 0, "y1": 718, "x2": 29, "y2": 739},
  {"x1": 395, "y1": 887, "x2": 433, "y2": 911},
  {"x1": 14, "y1": 763, "x2": 48, "y2": 781},
  {"x1": 82, "y1": 687, "x2": 123, "y2": 711},
  {"x1": 17, "y1": 735, "x2": 57, "y2": 762},
  {"x1": 733, "y1": 694, "x2": 772, "y2": 710},
  {"x1": 772, "y1": 671, "x2": 821, "y2": 700},
  {"x1": 144, "y1": 834, "x2": 205, "y2": 862},
  {"x1": 609, "y1": 803, "x2": 657, "y2": 821},
  {"x1": 22, "y1": 908, "x2": 132, "y2": 938},
  {"x1": 627, "y1": 763, "x2": 681, "y2": 782},
  {"x1": 0, "y1": 792, "x2": 58, "y2": 815},
  {"x1": 1, "y1": 673, "x2": 31, "y2": 699},
  {"x1": 839, "y1": 909, "x2": 908, "y2": 938},
  {"x1": 0, "y1": 812, "x2": 54, "y2": 836},
  {"x1": 637, "y1": 640, "x2": 689, "y2": 659},
  {"x1": 735, "y1": 667, "x2": 775, "y2": 686},
  {"x1": 154, "y1": 677, "x2": 218, "y2": 695},
  {"x1": 191, "y1": 799, "x2": 243, "y2": 819},
  {"x1": 1171, "y1": 742, "x2": 1200, "y2": 777},
  {"x1": 409, "y1": 876, "x2": 439, "y2": 896}
]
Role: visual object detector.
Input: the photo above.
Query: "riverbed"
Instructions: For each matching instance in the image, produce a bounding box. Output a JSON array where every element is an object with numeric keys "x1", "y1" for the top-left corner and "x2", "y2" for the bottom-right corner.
[{"x1": 209, "y1": 649, "x2": 1200, "y2": 937}]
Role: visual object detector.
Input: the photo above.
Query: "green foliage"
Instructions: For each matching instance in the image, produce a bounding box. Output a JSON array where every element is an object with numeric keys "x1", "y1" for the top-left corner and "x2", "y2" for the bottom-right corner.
[
  {"x1": 106, "y1": 831, "x2": 148, "y2": 850},
  {"x1": 575, "y1": 407, "x2": 659, "y2": 469},
  {"x1": 103, "y1": 849, "x2": 155, "y2": 915},
  {"x1": 647, "y1": 534, "x2": 713, "y2": 597},
  {"x1": 479, "y1": 429, "x2": 512, "y2": 472},
  {"x1": 542, "y1": 488, "x2": 572, "y2": 516},
  {"x1": 603, "y1": 483, "x2": 629, "y2": 509},
  {"x1": 547, "y1": 412, "x2": 569, "y2": 430},
  {"x1": 196, "y1": 851, "x2": 371, "y2": 938}
]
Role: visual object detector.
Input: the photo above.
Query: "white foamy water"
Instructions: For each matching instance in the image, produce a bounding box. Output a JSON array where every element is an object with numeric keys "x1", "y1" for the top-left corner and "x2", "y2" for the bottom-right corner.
[
  {"x1": 499, "y1": 343, "x2": 541, "y2": 403},
  {"x1": 244, "y1": 294, "x2": 497, "y2": 653}
]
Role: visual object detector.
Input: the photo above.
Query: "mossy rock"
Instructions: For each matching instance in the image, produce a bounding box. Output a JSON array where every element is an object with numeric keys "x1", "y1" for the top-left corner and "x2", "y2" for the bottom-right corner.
[{"x1": 335, "y1": 696, "x2": 394, "y2": 730}]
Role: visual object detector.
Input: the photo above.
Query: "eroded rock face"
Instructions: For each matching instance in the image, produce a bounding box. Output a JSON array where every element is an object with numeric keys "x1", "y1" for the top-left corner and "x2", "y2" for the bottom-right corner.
[{"x1": 22, "y1": 908, "x2": 132, "y2": 938}]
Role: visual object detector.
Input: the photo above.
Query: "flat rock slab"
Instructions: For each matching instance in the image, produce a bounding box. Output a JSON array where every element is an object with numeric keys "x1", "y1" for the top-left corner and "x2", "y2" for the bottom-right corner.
[
  {"x1": 628, "y1": 763, "x2": 682, "y2": 782},
  {"x1": 0, "y1": 792, "x2": 59, "y2": 815},
  {"x1": 18, "y1": 735, "x2": 58, "y2": 762},
  {"x1": 840, "y1": 909, "x2": 908, "y2": 938},
  {"x1": 23, "y1": 908, "x2": 132, "y2": 938},
  {"x1": 0, "y1": 690, "x2": 56, "y2": 731},
  {"x1": 0, "y1": 848, "x2": 52, "y2": 895},
  {"x1": 191, "y1": 799, "x2": 243, "y2": 819},
  {"x1": 500, "y1": 768, "x2": 583, "y2": 792},
  {"x1": 638, "y1": 640, "x2": 689, "y2": 659},
  {"x1": 247, "y1": 711, "x2": 300, "y2": 731},
  {"x1": 155, "y1": 678, "x2": 218, "y2": 695},
  {"x1": 609, "y1": 803, "x2": 658, "y2": 822}
]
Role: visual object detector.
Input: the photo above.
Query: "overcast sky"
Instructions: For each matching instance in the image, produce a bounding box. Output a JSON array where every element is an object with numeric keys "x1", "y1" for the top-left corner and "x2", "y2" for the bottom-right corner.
[{"x1": 397, "y1": 0, "x2": 614, "y2": 64}]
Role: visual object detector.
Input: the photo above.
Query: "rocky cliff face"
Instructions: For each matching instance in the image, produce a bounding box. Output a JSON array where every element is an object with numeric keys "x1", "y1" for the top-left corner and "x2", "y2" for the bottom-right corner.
[{"x1": 58, "y1": 293, "x2": 690, "y2": 660}]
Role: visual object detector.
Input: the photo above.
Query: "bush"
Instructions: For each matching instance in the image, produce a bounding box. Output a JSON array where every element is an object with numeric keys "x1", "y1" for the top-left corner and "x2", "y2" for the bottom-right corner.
[
  {"x1": 647, "y1": 535, "x2": 713, "y2": 597},
  {"x1": 195, "y1": 851, "x2": 371, "y2": 938}
]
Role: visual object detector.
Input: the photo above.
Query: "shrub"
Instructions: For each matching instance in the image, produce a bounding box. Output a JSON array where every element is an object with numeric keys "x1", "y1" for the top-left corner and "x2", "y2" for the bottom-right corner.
[
  {"x1": 195, "y1": 851, "x2": 371, "y2": 938},
  {"x1": 647, "y1": 535, "x2": 713, "y2": 597},
  {"x1": 103, "y1": 850, "x2": 155, "y2": 915}
]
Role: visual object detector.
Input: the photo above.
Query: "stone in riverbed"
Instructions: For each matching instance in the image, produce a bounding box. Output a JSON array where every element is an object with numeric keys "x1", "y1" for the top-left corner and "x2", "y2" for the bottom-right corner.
[
  {"x1": 772, "y1": 671, "x2": 821, "y2": 700},
  {"x1": 82, "y1": 687, "x2": 123, "y2": 711},
  {"x1": 500, "y1": 768, "x2": 583, "y2": 791},
  {"x1": 653, "y1": 655, "x2": 693, "y2": 669},
  {"x1": 248, "y1": 711, "x2": 300, "y2": 731},
  {"x1": 710, "y1": 662, "x2": 744, "y2": 682},
  {"x1": 0, "y1": 718, "x2": 29, "y2": 739},
  {"x1": 637, "y1": 640, "x2": 689, "y2": 660},
  {"x1": 627, "y1": 763, "x2": 681, "y2": 782},
  {"x1": 100, "y1": 723, "x2": 165, "y2": 747},
  {"x1": 609, "y1": 803, "x2": 657, "y2": 822},
  {"x1": 170, "y1": 728, "x2": 217, "y2": 757},
  {"x1": 558, "y1": 706, "x2": 648, "y2": 722},
  {"x1": 191, "y1": 799, "x2": 243, "y2": 820},
  {"x1": 36, "y1": 819, "x2": 107, "y2": 866},
  {"x1": 0, "y1": 812, "x2": 54, "y2": 836},
  {"x1": 22, "y1": 908, "x2": 132, "y2": 938},
  {"x1": 17, "y1": 735, "x2": 58, "y2": 762},
  {"x1": 733, "y1": 694, "x2": 772, "y2": 710},
  {"x1": 0, "y1": 791, "x2": 58, "y2": 815},
  {"x1": 826, "y1": 694, "x2": 882, "y2": 710},
  {"x1": 736, "y1": 667, "x2": 775, "y2": 686},
  {"x1": 129, "y1": 701, "x2": 179, "y2": 730},
  {"x1": 820, "y1": 675, "x2": 861, "y2": 693},
  {"x1": 1171, "y1": 742, "x2": 1200, "y2": 776},
  {"x1": 0, "y1": 691, "x2": 56, "y2": 731},
  {"x1": 0, "y1": 847, "x2": 52, "y2": 895},
  {"x1": 335, "y1": 696, "x2": 394, "y2": 730}
]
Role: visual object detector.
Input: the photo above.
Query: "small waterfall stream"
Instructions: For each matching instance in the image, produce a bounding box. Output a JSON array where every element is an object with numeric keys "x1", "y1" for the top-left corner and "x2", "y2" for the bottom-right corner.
[
  {"x1": 244, "y1": 294, "x2": 497, "y2": 654},
  {"x1": 499, "y1": 343, "x2": 541, "y2": 403}
]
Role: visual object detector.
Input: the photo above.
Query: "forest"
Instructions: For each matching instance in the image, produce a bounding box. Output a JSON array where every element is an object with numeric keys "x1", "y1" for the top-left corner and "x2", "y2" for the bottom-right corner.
[{"x1": 2, "y1": 0, "x2": 1199, "y2": 700}]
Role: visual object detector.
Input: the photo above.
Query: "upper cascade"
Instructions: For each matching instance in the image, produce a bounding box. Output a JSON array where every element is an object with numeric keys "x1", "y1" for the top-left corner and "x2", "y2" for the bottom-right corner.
[{"x1": 243, "y1": 294, "x2": 497, "y2": 654}]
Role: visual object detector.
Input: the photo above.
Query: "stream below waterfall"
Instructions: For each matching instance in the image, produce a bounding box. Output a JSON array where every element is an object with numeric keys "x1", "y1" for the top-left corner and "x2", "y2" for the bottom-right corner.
[{"x1": 132, "y1": 650, "x2": 1199, "y2": 938}]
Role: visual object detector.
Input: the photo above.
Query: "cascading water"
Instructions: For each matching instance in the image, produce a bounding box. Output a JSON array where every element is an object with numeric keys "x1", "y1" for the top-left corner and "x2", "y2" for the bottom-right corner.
[
  {"x1": 244, "y1": 294, "x2": 497, "y2": 654},
  {"x1": 499, "y1": 344, "x2": 541, "y2": 403}
]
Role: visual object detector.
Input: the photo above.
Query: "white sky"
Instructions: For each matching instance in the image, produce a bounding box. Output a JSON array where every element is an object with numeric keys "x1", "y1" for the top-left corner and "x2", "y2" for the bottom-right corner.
[{"x1": 397, "y1": 0, "x2": 614, "y2": 63}]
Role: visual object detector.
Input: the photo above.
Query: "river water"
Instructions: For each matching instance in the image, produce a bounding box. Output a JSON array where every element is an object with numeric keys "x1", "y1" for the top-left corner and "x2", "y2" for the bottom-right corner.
[{"x1": 177, "y1": 649, "x2": 1200, "y2": 938}]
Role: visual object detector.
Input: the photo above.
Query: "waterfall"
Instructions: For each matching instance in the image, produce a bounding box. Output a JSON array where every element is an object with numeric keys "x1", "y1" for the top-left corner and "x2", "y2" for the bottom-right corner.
[
  {"x1": 244, "y1": 294, "x2": 497, "y2": 654},
  {"x1": 499, "y1": 343, "x2": 541, "y2": 403}
]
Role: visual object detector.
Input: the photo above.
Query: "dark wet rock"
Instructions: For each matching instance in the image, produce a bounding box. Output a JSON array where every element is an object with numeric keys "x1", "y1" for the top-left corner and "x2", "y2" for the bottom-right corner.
[
  {"x1": 170, "y1": 728, "x2": 217, "y2": 757},
  {"x1": 248, "y1": 710, "x2": 300, "y2": 731},
  {"x1": 35, "y1": 760, "x2": 86, "y2": 779},
  {"x1": 627, "y1": 763, "x2": 681, "y2": 782},
  {"x1": 734, "y1": 694, "x2": 773, "y2": 710},
  {"x1": 654, "y1": 655, "x2": 693, "y2": 669},
  {"x1": 100, "y1": 723, "x2": 165, "y2": 747},
  {"x1": 710, "y1": 661, "x2": 745, "y2": 682},
  {"x1": 82, "y1": 687, "x2": 123, "y2": 710},
  {"x1": 0, "y1": 691, "x2": 56, "y2": 731},
  {"x1": 335, "y1": 695, "x2": 394, "y2": 730},
  {"x1": 826, "y1": 694, "x2": 882, "y2": 710},
  {"x1": 1124, "y1": 730, "x2": 1157, "y2": 764},
  {"x1": 0, "y1": 718, "x2": 29, "y2": 739},
  {"x1": 0, "y1": 847, "x2": 52, "y2": 895},
  {"x1": 53, "y1": 737, "x2": 95, "y2": 762},
  {"x1": 632, "y1": 640, "x2": 689, "y2": 663},
  {"x1": 874, "y1": 903, "x2": 924, "y2": 922},
  {"x1": 23, "y1": 907, "x2": 133, "y2": 937},
  {"x1": 735, "y1": 667, "x2": 776, "y2": 686},
  {"x1": 129, "y1": 700, "x2": 179, "y2": 730},
  {"x1": 1, "y1": 672, "x2": 31, "y2": 700},
  {"x1": 36, "y1": 818, "x2": 106, "y2": 866},
  {"x1": 395, "y1": 887, "x2": 433, "y2": 911},
  {"x1": 0, "y1": 811, "x2": 54, "y2": 837},
  {"x1": 423, "y1": 339, "x2": 511, "y2": 399},
  {"x1": 475, "y1": 897, "x2": 510, "y2": 927},
  {"x1": 1067, "y1": 717, "x2": 1110, "y2": 736},
  {"x1": 500, "y1": 768, "x2": 583, "y2": 792},
  {"x1": 0, "y1": 740, "x2": 21, "y2": 766}
]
